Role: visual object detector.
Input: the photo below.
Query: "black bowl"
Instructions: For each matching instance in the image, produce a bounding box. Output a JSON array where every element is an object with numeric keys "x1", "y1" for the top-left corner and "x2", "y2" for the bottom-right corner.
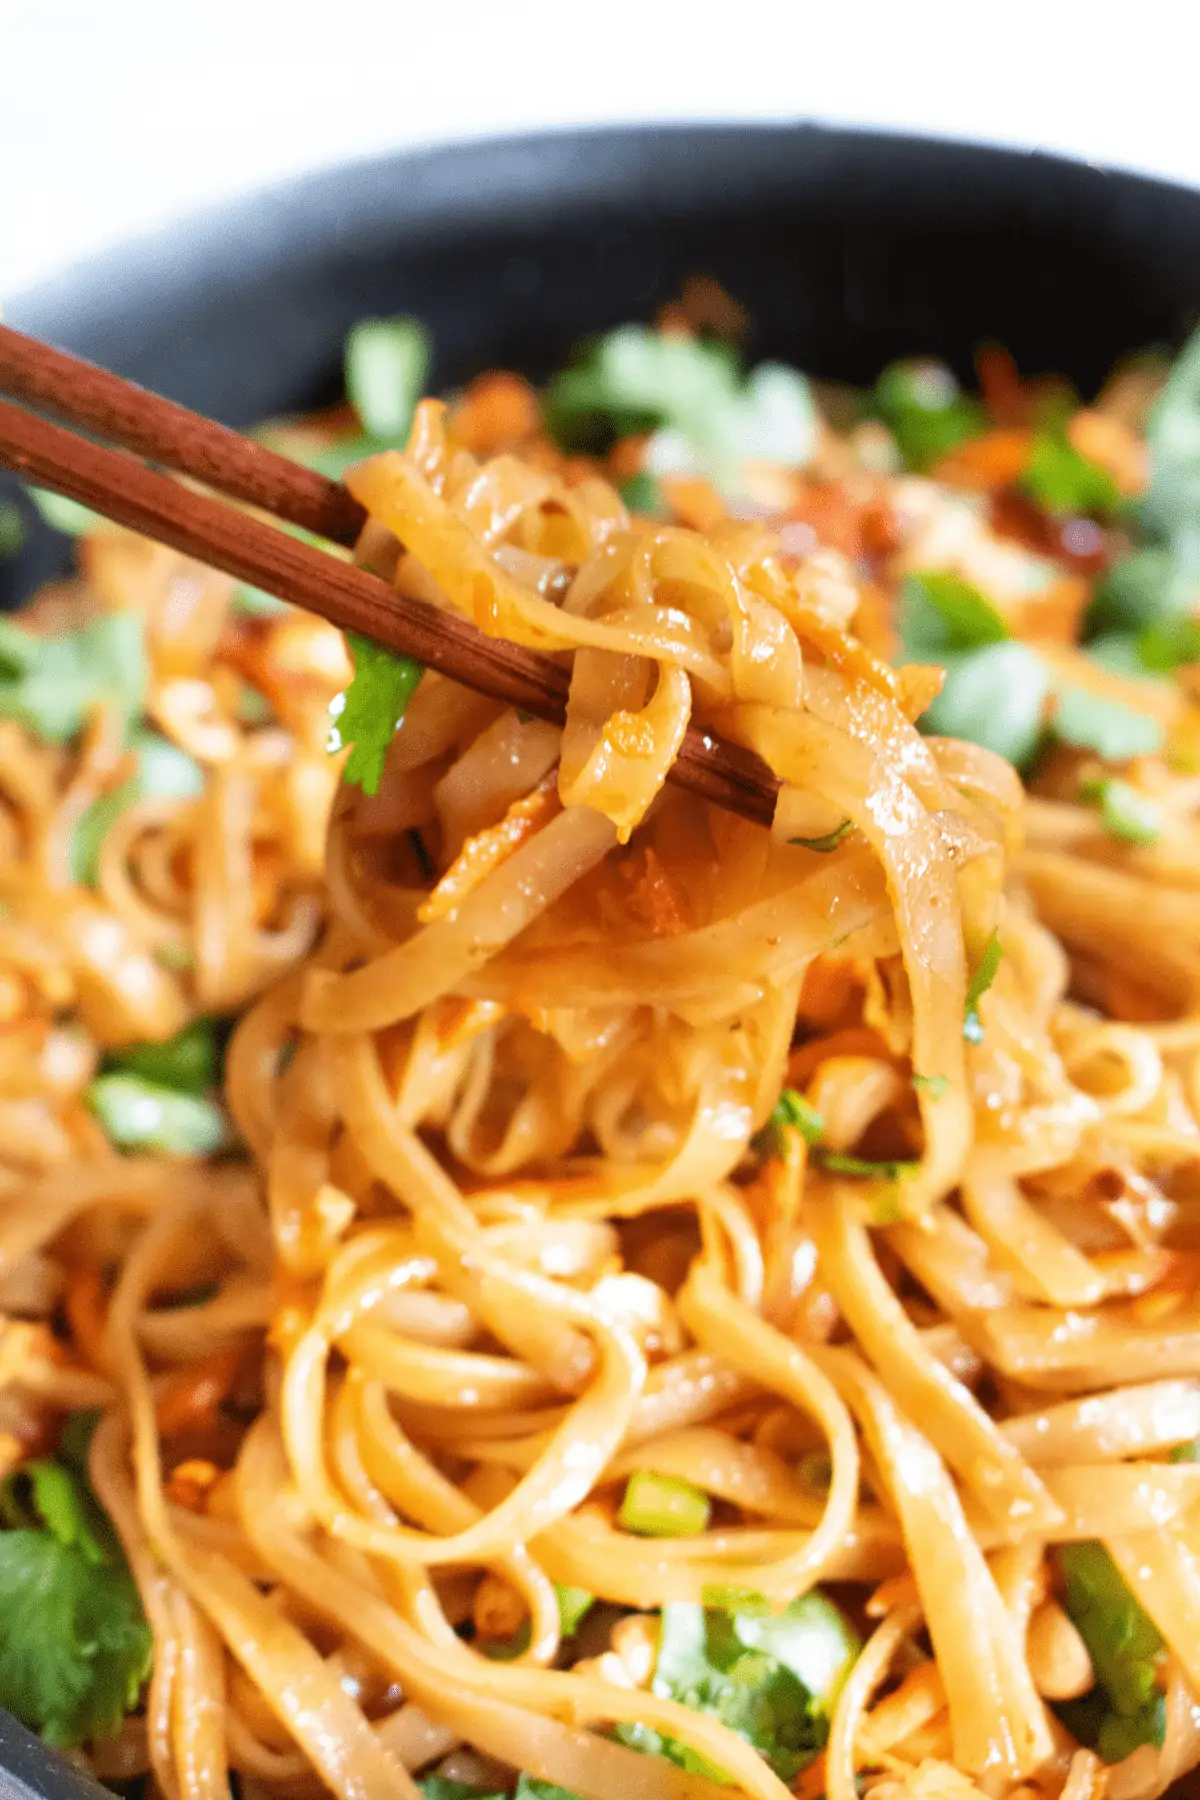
[
  {"x1": 5, "y1": 121, "x2": 1200, "y2": 614},
  {"x1": 3, "y1": 120, "x2": 1200, "y2": 1798}
]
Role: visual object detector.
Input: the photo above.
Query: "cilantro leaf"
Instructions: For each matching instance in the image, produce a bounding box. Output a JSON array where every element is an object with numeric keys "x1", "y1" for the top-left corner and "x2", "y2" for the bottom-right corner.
[
  {"x1": 920, "y1": 641, "x2": 1050, "y2": 770},
  {"x1": 345, "y1": 318, "x2": 431, "y2": 443},
  {"x1": 70, "y1": 729, "x2": 203, "y2": 886},
  {"x1": 27, "y1": 490, "x2": 110, "y2": 538},
  {"x1": 1053, "y1": 686, "x2": 1163, "y2": 761},
  {"x1": 0, "y1": 1454, "x2": 152, "y2": 1747},
  {"x1": 1090, "y1": 545, "x2": 1198, "y2": 635},
  {"x1": 618, "y1": 1597, "x2": 856, "y2": 1783},
  {"x1": 1021, "y1": 429, "x2": 1122, "y2": 518},
  {"x1": 327, "y1": 632, "x2": 424, "y2": 795},
  {"x1": 913, "y1": 1073, "x2": 949, "y2": 1099},
  {"x1": 1059, "y1": 1542, "x2": 1165, "y2": 1722},
  {"x1": 870, "y1": 359, "x2": 987, "y2": 472},
  {"x1": 0, "y1": 611, "x2": 146, "y2": 747},
  {"x1": 818, "y1": 1153, "x2": 917, "y2": 1182},
  {"x1": 755, "y1": 1088, "x2": 824, "y2": 1157},
  {"x1": 544, "y1": 327, "x2": 816, "y2": 494},
  {"x1": 103, "y1": 1018, "x2": 220, "y2": 1095},
  {"x1": 897, "y1": 570, "x2": 1010, "y2": 659},
  {"x1": 514, "y1": 1779, "x2": 587, "y2": 1800}
]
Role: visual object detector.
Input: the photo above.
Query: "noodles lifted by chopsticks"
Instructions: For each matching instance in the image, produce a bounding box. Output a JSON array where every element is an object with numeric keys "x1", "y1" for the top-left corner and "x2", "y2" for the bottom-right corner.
[{"x1": 5, "y1": 298, "x2": 1200, "y2": 1800}]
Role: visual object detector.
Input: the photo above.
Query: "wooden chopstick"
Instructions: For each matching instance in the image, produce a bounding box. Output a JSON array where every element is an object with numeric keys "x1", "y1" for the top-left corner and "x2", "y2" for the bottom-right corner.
[
  {"x1": 0, "y1": 324, "x2": 367, "y2": 546},
  {"x1": 0, "y1": 329, "x2": 779, "y2": 828}
]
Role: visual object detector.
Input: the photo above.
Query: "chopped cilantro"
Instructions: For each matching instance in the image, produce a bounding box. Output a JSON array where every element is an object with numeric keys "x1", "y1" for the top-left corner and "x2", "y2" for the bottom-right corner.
[
  {"x1": 897, "y1": 569, "x2": 1009, "y2": 659},
  {"x1": 870, "y1": 359, "x2": 986, "y2": 472},
  {"x1": 1053, "y1": 686, "x2": 1163, "y2": 762},
  {"x1": 920, "y1": 640, "x2": 1050, "y2": 770},
  {"x1": 1134, "y1": 616, "x2": 1200, "y2": 672},
  {"x1": 0, "y1": 611, "x2": 146, "y2": 746},
  {"x1": 1168, "y1": 1441, "x2": 1200, "y2": 1463},
  {"x1": 555, "y1": 1584, "x2": 595, "y2": 1636},
  {"x1": 912, "y1": 1073, "x2": 949, "y2": 1099},
  {"x1": 757, "y1": 1088, "x2": 825, "y2": 1153},
  {"x1": 0, "y1": 1444, "x2": 152, "y2": 1746},
  {"x1": 1021, "y1": 429, "x2": 1122, "y2": 518},
  {"x1": 420, "y1": 1780, "x2": 507, "y2": 1800},
  {"x1": 789, "y1": 821, "x2": 853, "y2": 853},
  {"x1": 27, "y1": 489, "x2": 110, "y2": 538},
  {"x1": 103, "y1": 1018, "x2": 220, "y2": 1096},
  {"x1": 327, "y1": 632, "x2": 424, "y2": 795},
  {"x1": 962, "y1": 929, "x2": 1003, "y2": 1042},
  {"x1": 617, "y1": 1596, "x2": 857, "y2": 1783},
  {"x1": 817, "y1": 1152, "x2": 917, "y2": 1183}
]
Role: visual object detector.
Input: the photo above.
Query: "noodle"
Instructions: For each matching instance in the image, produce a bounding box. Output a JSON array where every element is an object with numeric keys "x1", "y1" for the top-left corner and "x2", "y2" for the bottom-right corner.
[{"x1": 3, "y1": 300, "x2": 1200, "y2": 1800}]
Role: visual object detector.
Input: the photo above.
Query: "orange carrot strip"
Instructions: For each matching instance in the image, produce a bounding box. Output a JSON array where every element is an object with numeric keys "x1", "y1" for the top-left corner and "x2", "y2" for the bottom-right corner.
[
  {"x1": 417, "y1": 774, "x2": 561, "y2": 924},
  {"x1": 931, "y1": 427, "x2": 1033, "y2": 492},
  {"x1": 154, "y1": 1347, "x2": 244, "y2": 1438}
]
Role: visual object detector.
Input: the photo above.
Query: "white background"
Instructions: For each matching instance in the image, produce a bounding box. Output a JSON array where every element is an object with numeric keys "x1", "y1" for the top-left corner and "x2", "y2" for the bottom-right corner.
[{"x1": 5, "y1": 0, "x2": 1200, "y2": 302}]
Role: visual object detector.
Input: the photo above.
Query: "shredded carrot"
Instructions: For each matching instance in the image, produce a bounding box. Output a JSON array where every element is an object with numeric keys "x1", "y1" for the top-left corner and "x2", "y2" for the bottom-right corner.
[
  {"x1": 164, "y1": 1457, "x2": 222, "y2": 1512},
  {"x1": 417, "y1": 774, "x2": 561, "y2": 923},
  {"x1": 798, "y1": 956, "x2": 863, "y2": 1029},
  {"x1": 450, "y1": 372, "x2": 542, "y2": 455},
  {"x1": 1067, "y1": 409, "x2": 1150, "y2": 497},
  {"x1": 787, "y1": 601, "x2": 901, "y2": 704},
  {"x1": 930, "y1": 428, "x2": 1033, "y2": 492},
  {"x1": 154, "y1": 1346, "x2": 244, "y2": 1437},
  {"x1": 617, "y1": 845, "x2": 691, "y2": 937},
  {"x1": 64, "y1": 1265, "x2": 110, "y2": 1370}
]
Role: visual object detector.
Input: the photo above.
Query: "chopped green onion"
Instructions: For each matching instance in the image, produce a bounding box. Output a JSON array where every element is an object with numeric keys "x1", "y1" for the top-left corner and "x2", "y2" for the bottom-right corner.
[
  {"x1": 85, "y1": 1074, "x2": 229, "y2": 1158},
  {"x1": 1078, "y1": 777, "x2": 1162, "y2": 847},
  {"x1": 963, "y1": 929, "x2": 1002, "y2": 1041},
  {"x1": 701, "y1": 1586, "x2": 772, "y2": 1615},
  {"x1": 897, "y1": 569, "x2": 1009, "y2": 659},
  {"x1": 912, "y1": 1073, "x2": 949, "y2": 1099},
  {"x1": 1058, "y1": 1542, "x2": 1165, "y2": 1728},
  {"x1": 789, "y1": 820, "x2": 853, "y2": 852},
  {"x1": 103, "y1": 1019, "x2": 220, "y2": 1095},
  {"x1": 1053, "y1": 686, "x2": 1164, "y2": 761},
  {"x1": 920, "y1": 641, "x2": 1050, "y2": 770},
  {"x1": 554, "y1": 1584, "x2": 595, "y2": 1636},
  {"x1": 1168, "y1": 1441, "x2": 1200, "y2": 1463},
  {"x1": 619, "y1": 1470, "x2": 711, "y2": 1538},
  {"x1": 1135, "y1": 616, "x2": 1200, "y2": 672},
  {"x1": 344, "y1": 317, "x2": 431, "y2": 442}
]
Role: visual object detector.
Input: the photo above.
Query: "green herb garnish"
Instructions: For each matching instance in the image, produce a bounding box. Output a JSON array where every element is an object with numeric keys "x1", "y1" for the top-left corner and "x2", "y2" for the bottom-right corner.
[{"x1": 328, "y1": 632, "x2": 424, "y2": 795}]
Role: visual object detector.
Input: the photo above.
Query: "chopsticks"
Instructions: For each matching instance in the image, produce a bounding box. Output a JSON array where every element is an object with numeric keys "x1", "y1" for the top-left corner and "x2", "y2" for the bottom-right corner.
[{"x1": 0, "y1": 325, "x2": 779, "y2": 828}]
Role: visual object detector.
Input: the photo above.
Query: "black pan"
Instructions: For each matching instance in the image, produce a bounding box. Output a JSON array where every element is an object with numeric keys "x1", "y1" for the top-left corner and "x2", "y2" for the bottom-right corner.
[{"x1": 2, "y1": 118, "x2": 1200, "y2": 1793}]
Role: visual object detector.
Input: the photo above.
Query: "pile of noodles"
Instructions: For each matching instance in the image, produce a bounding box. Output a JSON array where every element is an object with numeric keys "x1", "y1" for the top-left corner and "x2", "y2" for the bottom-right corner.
[{"x1": 5, "y1": 377, "x2": 1200, "y2": 1800}]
